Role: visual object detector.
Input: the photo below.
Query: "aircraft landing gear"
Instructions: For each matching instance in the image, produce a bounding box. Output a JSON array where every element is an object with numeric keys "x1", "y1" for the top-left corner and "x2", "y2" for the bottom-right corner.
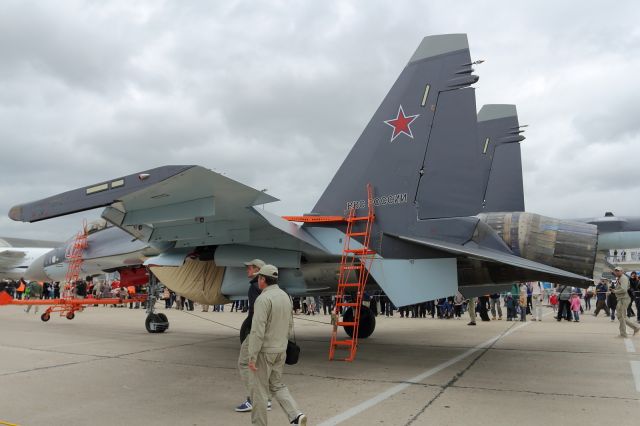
[
  {"x1": 145, "y1": 272, "x2": 169, "y2": 333},
  {"x1": 145, "y1": 313, "x2": 169, "y2": 333},
  {"x1": 342, "y1": 305, "x2": 376, "y2": 339}
]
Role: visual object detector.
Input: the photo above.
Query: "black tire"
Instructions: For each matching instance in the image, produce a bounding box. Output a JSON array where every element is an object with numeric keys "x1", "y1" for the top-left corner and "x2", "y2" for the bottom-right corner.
[
  {"x1": 41, "y1": 313, "x2": 50, "y2": 322},
  {"x1": 66, "y1": 312, "x2": 75, "y2": 320},
  {"x1": 342, "y1": 305, "x2": 376, "y2": 339},
  {"x1": 145, "y1": 313, "x2": 159, "y2": 333},
  {"x1": 240, "y1": 316, "x2": 251, "y2": 343},
  {"x1": 156, "y1": 313, "x2": 169, "y2": 333}
]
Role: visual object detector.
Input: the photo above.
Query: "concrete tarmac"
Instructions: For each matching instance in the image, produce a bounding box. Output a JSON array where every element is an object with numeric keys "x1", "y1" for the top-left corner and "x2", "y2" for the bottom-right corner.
[{"x1": 1, "y1": 304, "x2": 639, "y2": 425}]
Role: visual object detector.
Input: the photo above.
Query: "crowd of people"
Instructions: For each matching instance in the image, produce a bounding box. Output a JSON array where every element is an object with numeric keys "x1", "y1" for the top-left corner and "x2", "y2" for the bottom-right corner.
[{"x1": 0, "y1": 277, "x2": 149, "y2": 310}]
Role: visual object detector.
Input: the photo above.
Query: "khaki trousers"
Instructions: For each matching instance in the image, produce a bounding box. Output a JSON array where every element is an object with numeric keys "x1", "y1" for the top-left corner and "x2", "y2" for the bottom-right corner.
[
  {"x1": 532, "y1": 295, "x2": 543, "y2": 321},
  {"x1": 616, "y1": 298, "x2": 639, "y2": 337},
  {"x1": 250, "y1": 351, "x2": 299, "y2": 426},
  {"x1": 238, "y1": 339, "x2": 251, "y2": 398},
  {"x1": 468, "y1": 298, "x2": 476, "y2": 322}
]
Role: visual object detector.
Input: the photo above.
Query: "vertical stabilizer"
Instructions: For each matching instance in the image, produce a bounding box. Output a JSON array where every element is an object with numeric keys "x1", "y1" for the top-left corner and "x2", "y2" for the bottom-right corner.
[
  {"x1": 312, "y1": 34, "x2": 482, "y2": 234},
  {"x1": 477, "y1": 104, "x2": 525, "y2": 212}
]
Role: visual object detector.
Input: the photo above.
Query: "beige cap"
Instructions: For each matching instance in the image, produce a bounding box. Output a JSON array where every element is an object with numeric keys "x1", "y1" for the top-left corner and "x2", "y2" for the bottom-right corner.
[
  {"x1": 257, "y1": 264, "x2": 278, "y2": 279},
  {"x1": 614, "y1": 266, "x2": 624, "y2": 272},
  {"x1": 243, "y1": 259, "x2": 266, "y2": 269}
]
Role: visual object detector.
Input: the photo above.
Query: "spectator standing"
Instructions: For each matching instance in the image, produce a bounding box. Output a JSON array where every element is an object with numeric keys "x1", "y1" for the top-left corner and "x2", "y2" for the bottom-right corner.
[
  {"x1": 505, "y1": 293, "x2": 516, "y2": 321},
  {"x1": 467, "y1": 297, "x2": 477, "y2": 326},
  {"x1": 607, "y1": 283, "x2": 618, "y2": 322},
  {"x1": 556, "y1": 285, "x2": 573, "y2": 321},
  {"x1": 16, "y1": 278, "x2": 26, "y2": 300},
  {"x1": 570, "y1": 293, "x2": 581, "y2": 322},
  {"x1": 247, "y1": 265, "x2": 307, "y2": 425},
  {"x1": 612, "y1": 267, "x2": 640, "y2": 337},
  {"x1": 593, "y1": 280, "x2": 610, "y2": 317},
  {"x1": 518, "y1": 286, "x2": 527, "y2": 322},
  {"x1": 531, "y1": 282, "x2": 543, "y2": 321},
  {"x1": 584, "y1": 285, "x2": 595, "y2": 311},
  {"x1": 489, "y1": 293, "x2": 502, "y2": 320},
  {"x1": 630, "y1": 271, "x2": 640, "y2": 322},
  {"x1": 236, "y1": 259, "x2": 267, "y2": 413}
]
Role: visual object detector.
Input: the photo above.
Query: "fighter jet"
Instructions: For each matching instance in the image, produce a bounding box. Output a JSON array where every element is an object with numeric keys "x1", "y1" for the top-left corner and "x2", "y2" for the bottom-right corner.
[
  {"x1": 9, "y1": 34, "x2": 636, "y2": 340},
  {"x1": 0, "y1": 236, "x2": 59, "y2": 280}
]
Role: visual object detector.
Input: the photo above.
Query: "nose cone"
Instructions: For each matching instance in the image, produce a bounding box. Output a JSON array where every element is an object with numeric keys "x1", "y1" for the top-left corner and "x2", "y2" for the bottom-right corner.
[{"x1": 25, "y1": 252, "x2": 50, "y2": 281}]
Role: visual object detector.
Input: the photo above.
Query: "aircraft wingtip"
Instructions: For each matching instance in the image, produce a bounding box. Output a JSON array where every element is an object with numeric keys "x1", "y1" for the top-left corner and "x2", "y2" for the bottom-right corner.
[{"x1": 8, "y1": 205, "x2": 22, "y2": 222}]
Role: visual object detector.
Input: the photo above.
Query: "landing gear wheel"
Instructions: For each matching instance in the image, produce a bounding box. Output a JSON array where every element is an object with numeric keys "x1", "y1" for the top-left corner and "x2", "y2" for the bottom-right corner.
[
  {"x1": 157, "y1": 313, "x2": 169, "y2": 332},
  {"x1": 41, "y1": 313, "x2": 50, "y2": 322},
  {"x1": 342, "y1": 305, "x2": 376, "y2": 339},
  {"x1": 145, "y1": 313, "x2": 169, "y2": 333},
  {"x1": 66, "y1": 312, "x2": 75, "y2": 320},
  {"x1": 240, "y1": 315, "x2": 251, "y2": 343}
]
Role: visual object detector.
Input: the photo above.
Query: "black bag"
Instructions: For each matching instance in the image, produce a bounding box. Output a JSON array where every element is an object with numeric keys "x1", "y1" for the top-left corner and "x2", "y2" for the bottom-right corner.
[
  {"x1": 284, "y1": 295, "x2": 300, "y2": 365},
  {"x1": 286, "y1": 340, "x2": 300, "y2": 365}
]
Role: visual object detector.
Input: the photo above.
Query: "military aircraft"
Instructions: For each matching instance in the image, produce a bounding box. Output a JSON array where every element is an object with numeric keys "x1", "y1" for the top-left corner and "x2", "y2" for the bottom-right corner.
[
  {"x1": 8, "y1": 34, "x2": 639, "y2": 340},
  {"x1": 0, "y1": 237, "x2": 58, "y2": 280}
]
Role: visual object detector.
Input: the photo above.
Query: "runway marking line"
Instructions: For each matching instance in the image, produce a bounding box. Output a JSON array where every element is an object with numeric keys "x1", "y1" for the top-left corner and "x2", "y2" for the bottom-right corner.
[
  {"x1": 317, "y1": 320, "x2": 531, "y2": 426},
  {"x1": 0, "y1": 421, "x2": 20, "y2": 426},
  {"x1": 624, "y1": 338, "x2": 636, "y2": 353},
  {"x1": 630, "y1": 361, "x2": 640, "y2": 393}
]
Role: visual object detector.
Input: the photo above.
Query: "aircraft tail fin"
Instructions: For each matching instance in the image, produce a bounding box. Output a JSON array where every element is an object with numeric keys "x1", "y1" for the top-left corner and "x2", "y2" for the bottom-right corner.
[
  {"x1": 477, "y1": 104, "x2": 525, "y2": 212},
  {"x1": 311, "y1": 34, "x2": 483, "y2": 233}
]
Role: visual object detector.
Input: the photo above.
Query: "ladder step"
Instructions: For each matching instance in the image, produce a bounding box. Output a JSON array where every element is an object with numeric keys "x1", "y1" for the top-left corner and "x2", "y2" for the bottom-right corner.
[
  {"x1": 331, "y1": 339, "x2": 354, "y2": 346},
  {"x1": 336, "y1": 302, "x2": 359, "y2": 307},
  {"x1": 347, "y1": 232, "x2": 368, "y2": 237},
  {"x1": 349, "y1": 217, "x2": 371, "y2": 222},
  {"x1": 341, "y1": 265, "x2": 363, "y2": 270},
  {"x1": 344, "y1": 249, "x2": 376, "y2": 255},
  {"x1": 336, "y1": 321, "x2": 357, "y2": 327},
  {"x1": 338, "y1": 283, "x2": 361, "y2": 288}
]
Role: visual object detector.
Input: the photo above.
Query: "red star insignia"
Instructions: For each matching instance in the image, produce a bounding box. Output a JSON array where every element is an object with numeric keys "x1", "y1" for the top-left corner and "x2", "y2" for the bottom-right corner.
[{"x1": 384, "y1": 105, "x2": 419, "y2": 142}]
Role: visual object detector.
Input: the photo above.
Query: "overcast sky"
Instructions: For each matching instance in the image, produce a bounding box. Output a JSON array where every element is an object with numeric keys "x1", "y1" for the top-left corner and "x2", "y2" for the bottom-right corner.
[{"x1": 1, "y1": 0, "x2": 639, "y2": 242}]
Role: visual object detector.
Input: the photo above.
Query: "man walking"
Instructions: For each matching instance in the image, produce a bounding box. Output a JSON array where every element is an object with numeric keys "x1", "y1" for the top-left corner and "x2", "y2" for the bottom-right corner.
[
  {"x1": 236, "y1": 259, "x2": 269, "y2": 413},
  {"x1": 248, "y1": 265, "x2": 306, "y2": 425},
  {"x1": 467, "y1": 296, "x2": 477, "y2": 326},
  {"x1": 612, "y1": 267, "x2": 639, "y2": 337}
]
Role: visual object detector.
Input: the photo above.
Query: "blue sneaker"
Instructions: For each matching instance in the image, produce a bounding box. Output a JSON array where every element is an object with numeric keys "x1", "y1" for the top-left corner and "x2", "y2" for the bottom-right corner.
[{"x1": 235, "y1": 399, "x2": 252, "y2": 412}]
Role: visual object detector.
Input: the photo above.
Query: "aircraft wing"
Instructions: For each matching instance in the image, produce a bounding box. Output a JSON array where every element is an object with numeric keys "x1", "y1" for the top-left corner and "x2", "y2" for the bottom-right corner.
[
  {"x1": 0, "y1": 249, "x2": 26, "y2": 271},
  {"x1": 390, "y1": 233, "x2": 592, "y2": 283},
  {"x1": 9, "y1": 165, "x2": 327, "y2": 254}
]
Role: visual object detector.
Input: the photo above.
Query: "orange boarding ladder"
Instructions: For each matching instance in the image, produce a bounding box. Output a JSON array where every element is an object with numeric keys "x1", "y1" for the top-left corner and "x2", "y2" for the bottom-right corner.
[
  {"x1": 329, "y1": 184, "x2": 375, "y2": 361},
  {"x1": 63, "y1": 221, "x2": 89, "y2": 299}
]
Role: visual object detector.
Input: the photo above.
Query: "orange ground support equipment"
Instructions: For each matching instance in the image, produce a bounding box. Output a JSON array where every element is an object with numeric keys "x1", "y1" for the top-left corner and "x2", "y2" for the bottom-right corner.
[
  {"x1": 0, "y1": 291, "x2": 148, "y2": 321},
  {"x1": 328, "y1": 184, "x2": 376, "y2": 361},
  {"x1": 283, "y1": 184, "x2": 376, "y2": 362},
  {"x1": 64, "y1": 221, "x2": 89, "y2": 291}
]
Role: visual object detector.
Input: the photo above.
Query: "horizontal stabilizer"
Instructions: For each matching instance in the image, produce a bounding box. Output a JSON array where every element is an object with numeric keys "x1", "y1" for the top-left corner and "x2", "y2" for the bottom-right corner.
[{"x1": 390, "y1": 234, "x2": 592, "y2": 283}]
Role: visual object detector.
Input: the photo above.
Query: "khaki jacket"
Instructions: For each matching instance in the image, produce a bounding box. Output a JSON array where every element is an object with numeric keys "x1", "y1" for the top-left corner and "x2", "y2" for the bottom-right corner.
[
  {"x1": 248, "y1": 284, "x2": 294, "y2": 362},
  {"x1": 614, "y1": 274, "x2": 631, "y2": 301}
]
